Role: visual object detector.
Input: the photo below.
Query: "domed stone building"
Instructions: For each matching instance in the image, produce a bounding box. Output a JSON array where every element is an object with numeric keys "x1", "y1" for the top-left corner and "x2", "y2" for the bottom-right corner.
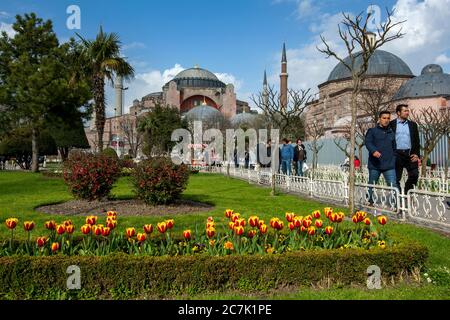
[
  {"x1": 85, "y1": 65, "x2": 252, "y2": 155},
  {"x1": 304, "y1": 50, "x2": 414, "y2": 137}
]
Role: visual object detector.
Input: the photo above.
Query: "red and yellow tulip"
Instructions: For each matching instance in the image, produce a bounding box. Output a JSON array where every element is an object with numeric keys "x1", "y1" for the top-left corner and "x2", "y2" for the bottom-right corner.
[
  {"x1": 248, "y1": 216, "x2": 259, "y2": 228},
  {"x1": 92, "y1": 225, "x2": 103, "y2": 236},
  {"x1": 126, "y1": 227, "x2": 136, "y2": 238},
  {"x1": 165, "y1": 219, "x2": 175, "y2": 229},
  {"x1": 377, "y1": 215, "x2": 387, "y2": 226},
  {"x1": 288, "y1": 222, "x2": 295, "y2": 231},
  {"x1": 302, "y1": 219, "x2": 312, "y2": 228},
  {"x1": 5, "y1": 218, "x2": 18, "y2": 230},
  {"x1": 312, "y1": 210, "x2": 321, "y2": 219},
  {"x1": 65, "y1": 224, "x2": 75, "y2": 234},
  {"x1": 51, "y1": 242, "x2": 60, "y2": 252},
  {"x1": 183, "y1": 229, "x2": 192, "y2": 240},
  {"x1": 259, "y1": 224, "x2": 268, "y2": 234},
  {"x1": 81, "y1": 224, "x2": 91, "y2": 235},
  {"x1": 206, "y1": 227, "x2": 215, "y2": 238},
  {"x1": 157, "y1": 222, "x2": 167, "y2": 234},
  {"x1": 137, "y1": 233, "x2": 146, "y2": 242},
  {"x1": 36, "y1": 236, "x2": 47, "y2": 248},
  {"x1": 234, "y1": 225, "x2": 244, "y2": 236},
  {"x1": 307, "y1": 226, "x2": 316, "y2": 236},
  {"x1": 285, "y1": 212, "x2": 295, "y2": 223},
  {"x1": 101, "y1": 227, "x2": 111, "y2": 237},
  {"x1": 224, "y1": 241, "x2": 234, "y2": 250},
  {"x1": 314, "y1": 219, "x2": 323, "y2": 228},
  {"x1": 55, "y1": 224, "x2": 65, "y2": 235},
  {"x1": 325, "y1": 226, "x2": 333, "y2": 235},
  {"x1": 247, "y1": 229, "x2": 257, "y2": 238},
  {"x1": 143, "y1": 224, "x2": 153, "y2": 234},
  {"x1": 45, "y1": 220, "x2": 56, "y2": 230},
  {"x1": 363, "y1": 218, "x2": 371, "y2": 226},
  {"x1": 225, "y1": 209, "x2": 234, "y2": 219},
  {"x1": 86, "y1": 216, "x2": 97, "y2": 226},
  {"x1": 23, "y1": 221, "x2": 35, "y2": 232},
  {"x1": 231, "y1": 213, "x2": 240, "y2": 222}
]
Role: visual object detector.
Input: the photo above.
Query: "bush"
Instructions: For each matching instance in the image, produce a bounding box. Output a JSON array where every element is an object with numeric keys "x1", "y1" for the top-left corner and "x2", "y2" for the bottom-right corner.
[
  {"x1": 131, "y1": 157, "x2": 189, "y2": 205},
  {"x1": 101, "y1": 147, "x2": 119, "y2": 160},
  {"x1": 63, "y1": 152, "x2": 120, "y2": 201},
  {"x1": 0, "y1": 241, "x2": 428, "y2": 299}
]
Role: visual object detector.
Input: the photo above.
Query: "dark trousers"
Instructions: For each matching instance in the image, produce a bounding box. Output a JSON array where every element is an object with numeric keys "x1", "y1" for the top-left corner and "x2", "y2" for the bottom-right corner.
[{"x1": 395, "y1": 149, "x2": 419, "y2": 194}]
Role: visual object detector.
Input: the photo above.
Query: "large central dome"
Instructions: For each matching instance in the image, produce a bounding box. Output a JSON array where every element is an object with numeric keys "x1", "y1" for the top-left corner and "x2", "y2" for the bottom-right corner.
[
  {"x1": 166, "y1": 66, "x2": 226, "y2": 89},
  {"x1": 326, "y1": 50, "x2": 413, "y2": 83}
]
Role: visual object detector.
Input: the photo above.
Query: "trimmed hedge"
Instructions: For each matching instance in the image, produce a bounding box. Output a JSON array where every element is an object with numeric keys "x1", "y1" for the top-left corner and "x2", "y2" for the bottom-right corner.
[{"x1": 0, "y1": 241, "x2": 428, "y2": 299}]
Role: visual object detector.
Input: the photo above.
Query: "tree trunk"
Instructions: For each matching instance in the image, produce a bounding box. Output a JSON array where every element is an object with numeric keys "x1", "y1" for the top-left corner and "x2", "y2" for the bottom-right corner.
[
  {"x1": 348, "y1": 83, "x2": 359, "y2": 215},
  {"x1": 421, "y1": 152, "x2": 428, "y2": 178},
  {"x1": 93, "y1": 74, "x2": 106, "y2": 153},
  {"x1": 31, "y1": 127, "x2": 39, "y2": 173},
  {"x1": 446, "y1": 135, "x2": 449, "y2": 180}
]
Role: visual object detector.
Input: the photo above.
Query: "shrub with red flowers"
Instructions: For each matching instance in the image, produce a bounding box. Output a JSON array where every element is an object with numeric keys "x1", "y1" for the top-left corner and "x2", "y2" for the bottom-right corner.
[
  {"x1": 131, "y1": 157, "x2": 189, "y2": 205},
  {"x1": 63, "y1": 152, "x2": 120, "y2": 201}
]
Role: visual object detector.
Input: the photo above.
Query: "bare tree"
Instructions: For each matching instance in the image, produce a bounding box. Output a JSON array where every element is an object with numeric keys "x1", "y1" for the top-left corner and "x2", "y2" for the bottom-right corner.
[
  {"x1": 410, "y1": 107, "x2": 450, "y2": 177},
  {"x1": 251, "y1": 85, "x2": 312, "y2": 139},
  {"x1": 306, "y1": 121, "x2": 325, "y2": 170},
  {"x1": 334, "y1": 116, "x2": 371, "y2": 170},
  {"x1": 119, "y1": 116, "x2": 143, "y2": 158},
  {"x1": 317, "y1": 9, "x2": 405, "y2": 214}
]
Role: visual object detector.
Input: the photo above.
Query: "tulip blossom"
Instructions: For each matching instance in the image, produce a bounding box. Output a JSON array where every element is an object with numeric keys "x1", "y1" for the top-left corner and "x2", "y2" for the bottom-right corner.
[
  {"x1": 107, "y1": 220, "x2": 117, "y2": 229},
  {"x1": 224, "y1": 241, "x2": 234, "y2": 250},
  {"x1": 259, "y1": 224, "x2": 268, "y2": 234},
  {"x1": 225, "y1": 209, "x2": 234, "y2": 219},
  {"x1": 166, "y1": 219, "x2": 175, "y2": 229},
  {"x1": 55, "y1": 224, "x2": 65, "y2": 235},
  {"x1": 352, "y1": 215, "x2": 359, "y2": 224},
  {"x1": 293, "y1": 216, "x2": 303, "y2": 228},
  {"x1": 228, "y1": 221, "x2": 235, "y2": 230},
  {"x1": 5, "y1": 218, "x2": 18, "y2": 230},
  {"x1": 183, "y1": 230, "x2": 192, "y2": 240},
  {"x1": 248, "y1": 216, "x2": 259, "y2": 228},
  {"x1": 101, "y1": 227, "x2": 111, "y2": 237},
  {"x1": 363, "y1": 218, "x2": 371, "y2": 226},
  {"x1": 300, "y1": 226, "x2": 307, "y2": 233},
  {"x1": 231, "y1": 213, "x2": 240, "y2": 222},
  {"x1": 312, "y1": 210, "x2": 321, "y2": 219},
  {"x1": 324, "y1": 207, "x2": 333, "y2": 218},
  {"x1": 206, "y1": 227, "x2": 215, "y2": 238},
  {"x1": 157, "y1": 222, "x2": 167, "y2": 234},
  {"x1": 107, "y1": 211, "x2": 117, "y2": 218},
  {"x1": 234, "y1": 225, "x2": 244, "y2": 236},
  {"x1": 86, "y1": 216, "x2": 97, "y2": 226},
  {"x1": 206, "y1": 221, "x2": 215, "y2": 229},
  {"x1": 92, "y1": 225, "x2": 103, "y2": 236},
  {"x1": 51, "y1": 242, "x2": 60, "y2": 252},
  {"x1": 302, "y1": 219, "x2": 312, "y2": 228},
  {"x1": 36, "y1": 237, "x2": 47, "y2": 248},
  {"x1": 377, "y1": 215, "x2": 387, "y2": 226},
  {"x1": 234, "y1": 218, "x2": 246, "y2": 228},
  {"x1": 65, "y1": 224, "x2": 75, "y2": 234},
  {"x1": 143, "y1": 224, "x2": 153, "y2": 234},
  {"x1": 285, "y1": 212, "x2": 295, "y2": 223},
  {"x1": 63, "y1": 220, "x2": 73, "y2": 227},
  {"x1": 81, "y1": 224, "x2": 91, "y2": 235},
  {"x1": 126, "y1": 227, "x2": 136, "y2": 238},
  {"x1": 305, "y1": 215, "x2": 313, "y2": 221},
  {"x1": 247, "y1": 229, "x2": 257, "y2": 238},
  {"x1": 314, "y1": 219, "x2": 323, "y2": 228},
  {"x1": 137, "y1": 233, "x2": 146, "y2": 242},
  {"x1": 288, "y1": 222, "x2": 295, "y2": 231},
  {"x1": 45, "y1": 220, "x2": 56, "y2": 230},
  {"x1": 23, "y1": 221, "x2": 35, "y2": 232},
  {"x1": 307, "y1": 226, "x2": 316, "y2": 236},
  {"x1": 325, "y1": 226, "x2": 333, "y2": 235}
]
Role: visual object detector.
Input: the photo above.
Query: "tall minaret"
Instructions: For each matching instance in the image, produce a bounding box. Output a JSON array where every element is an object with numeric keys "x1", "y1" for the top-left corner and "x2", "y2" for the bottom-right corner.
[
  {"x1": 114, "y1": 75, "x2": 123, "y2": 117},
  {"x1": 262, "y1": 70, "x2": 269, "y2": 113},
  {"x1": 280, "y1": 43, "x2": 288, "y2": 111}
]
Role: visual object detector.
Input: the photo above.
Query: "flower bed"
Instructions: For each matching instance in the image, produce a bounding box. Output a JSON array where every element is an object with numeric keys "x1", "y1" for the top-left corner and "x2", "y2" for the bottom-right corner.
[
  {"x1": 3, "y1": 208, "x2": 394, "y2": 256},
  {"x1": 0, "y1": 208, "x2": 429, "y2": 298}
]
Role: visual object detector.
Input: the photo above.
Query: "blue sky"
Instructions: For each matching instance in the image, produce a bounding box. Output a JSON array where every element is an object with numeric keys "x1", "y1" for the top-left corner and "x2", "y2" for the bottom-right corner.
[{"x1": 1, "y1": 0, "x2": 450, "y2": 115}]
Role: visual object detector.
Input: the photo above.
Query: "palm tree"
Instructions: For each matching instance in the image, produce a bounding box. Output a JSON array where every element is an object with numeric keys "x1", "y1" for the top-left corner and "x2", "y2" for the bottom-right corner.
[{"x1": 77, "y1": 27, "x2": 134, "y2": 152}]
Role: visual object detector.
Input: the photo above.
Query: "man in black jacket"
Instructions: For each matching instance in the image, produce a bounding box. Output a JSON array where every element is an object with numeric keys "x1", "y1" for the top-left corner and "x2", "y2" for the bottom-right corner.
[
  {"x1": 293, "y1": 138, "x2": 307, "y2": 176},
  {"x1": 390, "y1": 104, "x2": 421, "y2": 193}
]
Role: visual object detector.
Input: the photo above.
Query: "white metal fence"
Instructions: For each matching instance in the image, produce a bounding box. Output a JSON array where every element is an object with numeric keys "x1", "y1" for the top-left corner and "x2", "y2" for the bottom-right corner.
[{"x1": 191, "y1": 164, "x2": 450, "y2": 232}]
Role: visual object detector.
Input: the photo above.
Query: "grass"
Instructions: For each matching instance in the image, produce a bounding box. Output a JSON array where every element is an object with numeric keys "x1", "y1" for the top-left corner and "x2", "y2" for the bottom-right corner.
[{"x1": 0, "y1": 170, "x2": 449, "y2": 299}]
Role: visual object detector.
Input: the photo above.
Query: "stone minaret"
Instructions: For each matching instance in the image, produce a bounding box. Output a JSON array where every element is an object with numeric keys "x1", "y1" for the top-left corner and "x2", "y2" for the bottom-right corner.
[
  {"x1": 262, "y1": 70, "x2": 269, "y2": 113},
  {"x1": 114, "y1": 75, "x2": 123, "y2": 117},
  {"x1": 280, "y1": 43, "x2": 288, "y2": 111}
]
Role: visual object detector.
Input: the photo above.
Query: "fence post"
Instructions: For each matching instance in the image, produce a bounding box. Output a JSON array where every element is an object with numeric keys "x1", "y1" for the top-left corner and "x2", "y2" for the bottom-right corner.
[{"x1": 271, "y1": 171, "x2": 276, "y2": 196}]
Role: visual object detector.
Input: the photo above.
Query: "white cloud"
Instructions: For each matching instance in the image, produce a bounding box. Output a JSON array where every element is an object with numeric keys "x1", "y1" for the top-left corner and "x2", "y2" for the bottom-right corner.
[
  {"x1": 270, "y1": 0, "x2": 450, "y2": 95},
  {"x1": 296, "y1": 0, "x2": 321, "y2": 20},
  {"x1": 122, "y1": 42, "x2": 146, "y2": 51},
  {"x1": 0, "y1": 21, "x2": 15, "y2": 38},
  {"x1": 435, "y1": 53, "x2": 450, "y2": 64},
  {"x1": 214, "y1": 72, "x2": 243, "y2": 91}
]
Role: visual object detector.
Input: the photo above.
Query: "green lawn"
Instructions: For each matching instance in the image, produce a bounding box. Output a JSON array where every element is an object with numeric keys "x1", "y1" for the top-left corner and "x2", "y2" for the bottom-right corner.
[{"x1": 1, "y1": 171, "x2": 449, "y2": 299}]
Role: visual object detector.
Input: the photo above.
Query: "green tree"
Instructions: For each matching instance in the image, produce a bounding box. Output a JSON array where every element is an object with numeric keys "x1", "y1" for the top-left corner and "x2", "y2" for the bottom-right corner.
[
  {"x1": 77, "y1": 27, "x2": 134, "y2": 152},
  {"x1": 138, "y1": 104, "x2": 188, "y2": 157},
  {"x1": 0, "y1": 13, "x2": 92, "y2": 171}
]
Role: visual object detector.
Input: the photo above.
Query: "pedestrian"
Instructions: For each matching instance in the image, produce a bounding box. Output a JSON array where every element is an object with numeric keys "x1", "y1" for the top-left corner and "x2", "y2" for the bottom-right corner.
[
  {"x1": 293, "y1": 138, "x2": 307, "y2": 176},
  {"x1": 354, "y1": 156, "x2": 361, "y2": 170},
  {"x1": 280, "y1": 138, "x2": 293, "y2": 175},
  {"x1": 390, "y1": 104, "x2": 421, "y2": 193},
  {"x1": 365, "y1": 111, "x2": 397, "y2": 208}
]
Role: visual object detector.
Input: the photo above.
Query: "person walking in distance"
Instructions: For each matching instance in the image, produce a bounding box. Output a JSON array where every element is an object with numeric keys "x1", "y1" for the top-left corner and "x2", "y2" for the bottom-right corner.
[
  {"x1": 390, "y1": 104, "x2": 421, "y2": 194},
  {"x1": 293, "y1": 138, "x2": 307, "y2": 176},
  {"x1": 279, "y1": 138, "x2": 294, "y2": 175},
  {"x1": 365, "y1": 111, "x2": 397, "y2": 209}
]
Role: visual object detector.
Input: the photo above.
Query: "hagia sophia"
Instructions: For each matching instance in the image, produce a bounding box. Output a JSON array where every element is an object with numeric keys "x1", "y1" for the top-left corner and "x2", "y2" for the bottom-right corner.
[{"x1": 85, "y1": 41, "x2": 450, "y2": 163}]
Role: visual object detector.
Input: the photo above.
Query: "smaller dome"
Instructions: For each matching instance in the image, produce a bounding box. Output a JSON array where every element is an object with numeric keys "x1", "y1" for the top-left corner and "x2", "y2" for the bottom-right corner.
[
  {"x1": 184, "y1": 105, "x2": 224, "y2": 123},
  {"x1": 393, "y1": 64, "x2": 450, "y2": 100},
  {"x1": 421, "y1": 64, "x2": 444, "y2": 75},
  {"x1": 230, "y1": 112, "x2": 258, "y2": 128}
]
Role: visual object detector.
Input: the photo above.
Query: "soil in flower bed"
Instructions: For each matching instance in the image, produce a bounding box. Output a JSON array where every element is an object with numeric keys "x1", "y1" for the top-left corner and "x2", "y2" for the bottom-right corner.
[{"x1": 35, "y1": 199, "x2": 214, "y2": 216}]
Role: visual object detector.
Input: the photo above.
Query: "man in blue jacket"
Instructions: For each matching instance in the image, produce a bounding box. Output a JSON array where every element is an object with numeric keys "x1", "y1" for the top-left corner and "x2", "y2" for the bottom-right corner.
[
  {"x1": 279, "y1": 138, "x2": 294, "y2": 175},
  {"x1": 365, "y1": 111, "x2": 397, "y2": 206}
]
